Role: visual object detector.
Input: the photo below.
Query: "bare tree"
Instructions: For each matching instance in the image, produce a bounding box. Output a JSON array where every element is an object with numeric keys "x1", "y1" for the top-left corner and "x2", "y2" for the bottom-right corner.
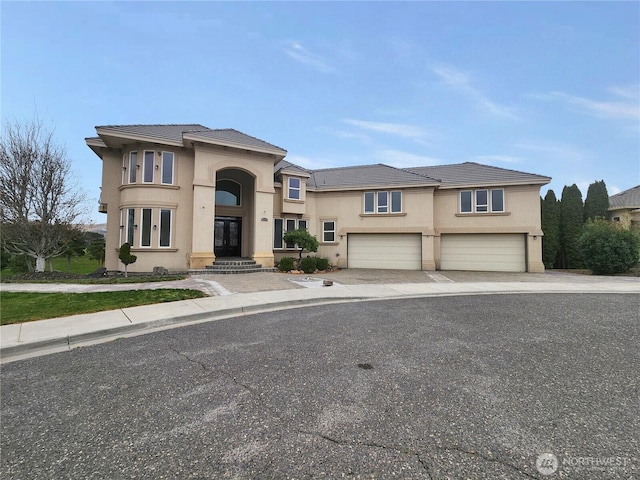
[{"x1": 1, "y1": 118, "x2": 87, "y2": 272}]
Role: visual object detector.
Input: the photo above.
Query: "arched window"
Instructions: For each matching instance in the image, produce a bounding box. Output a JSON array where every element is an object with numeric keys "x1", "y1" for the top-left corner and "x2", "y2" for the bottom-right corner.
[{"x1": 215, "y1": 179, "x2": 241, "y2": 206}]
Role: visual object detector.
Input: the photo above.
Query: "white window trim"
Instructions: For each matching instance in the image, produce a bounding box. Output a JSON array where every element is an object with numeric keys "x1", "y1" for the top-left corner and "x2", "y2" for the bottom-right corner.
[
  {"x1": 274, "y1": 217, "x2": 308, "y2": 249},
  {"x1": 460, "y1": 189, "x2": 506, "y2": 214},
  {"x1": 159, "y1": 209, "x2": 172, "y2": 248},
  {"x1": 140, "y1": 208, "x2": 152, "y2": 247},
  {"x1": 363, "y1": 190, "x2": 402, "y2": 214},
  {"x1": 142, "y1": 150, "x2": 155, "y2": 184},
  {"x1": 490, "y1": 189, "x2": 505, "y2": 213},
  {"x1": 288, "y1": 177, "x2": 301, "y2": 200},
  {"x1": 391, "y1": 190, "x2": 402, "y2": 213},
  {"x1": 126, "y1": 208, "x2": 135, "y2": 246},
  {"x1": 475, "y1": 189, "x2": 488, "y2": 213},
  {"x1": 161, "y1": 152, "x2": 174, "y2": 185},
  {"x1": 322, "y1": 220, "x2": 336, "y2": 243},
  {"x1": 128, "y1": 151, "x2": 138, "y2": 184}
]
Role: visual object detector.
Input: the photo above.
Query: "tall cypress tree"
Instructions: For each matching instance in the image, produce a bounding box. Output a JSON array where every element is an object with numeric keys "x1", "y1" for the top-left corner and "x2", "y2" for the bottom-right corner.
[
  {"x1": 559, "y1": 184, "x2": 584, "y2": 268},
  {"x1": 583, "y1": 180, "x2": 609, "y2": 222},
  {"x1": 541, "y1": 189, "x2": 560, "y2": 269}
]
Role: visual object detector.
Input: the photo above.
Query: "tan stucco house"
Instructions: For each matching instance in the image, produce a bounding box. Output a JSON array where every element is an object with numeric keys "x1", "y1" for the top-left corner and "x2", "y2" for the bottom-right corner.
[
  {"x1": 608, "y1": 185, "x2": 640, "y2": 231},
  {"x1": 86, "y1": 124, "x2": 551, "y2": 273}
]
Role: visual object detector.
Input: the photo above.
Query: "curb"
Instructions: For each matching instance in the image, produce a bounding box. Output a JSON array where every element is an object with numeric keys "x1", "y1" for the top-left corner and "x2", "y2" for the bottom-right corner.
[{"x1": 0, "y1": 296, "x2": 369, "y2": 361}]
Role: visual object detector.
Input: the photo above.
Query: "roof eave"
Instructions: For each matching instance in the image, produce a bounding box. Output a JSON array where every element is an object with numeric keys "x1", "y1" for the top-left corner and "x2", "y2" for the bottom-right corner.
[
  {"x1": 96, "y1": 127, "x2": 184, "y2": 147},
  {"x1": 437, "y1": 178, "x2": 551, "y2": 189},
  {"x1": 85, "y1": 137, "x2": 108, "y2": 158},
  {"x1": 279, "y1": 169, "x2": 312, "y2": 179},
  {"x1": 307, "y1": 182, "x2": 440, "y2": 192}
]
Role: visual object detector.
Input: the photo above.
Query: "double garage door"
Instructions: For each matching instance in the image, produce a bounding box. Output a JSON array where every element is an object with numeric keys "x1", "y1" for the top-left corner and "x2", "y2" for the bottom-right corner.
[
  {"x1": 440, "y1": 234, "x2": 526, "y2": 272},
  {"x1": 347, "y1": 233, "x2": 527, "y2": 272},
  {"x1": 348, "y1": 234, "x2": 422, "y2": 270}
]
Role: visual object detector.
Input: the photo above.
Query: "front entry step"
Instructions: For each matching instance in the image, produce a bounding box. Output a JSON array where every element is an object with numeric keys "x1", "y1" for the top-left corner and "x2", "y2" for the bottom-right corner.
[{"x1": 199, "y1": 257, "x2": 276, "y2": 274}]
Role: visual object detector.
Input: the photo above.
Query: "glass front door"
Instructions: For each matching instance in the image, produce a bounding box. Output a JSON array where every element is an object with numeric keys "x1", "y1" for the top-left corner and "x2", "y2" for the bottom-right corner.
[{"x1": 214, "y1": 217, "x2": 241, "y2": 257}]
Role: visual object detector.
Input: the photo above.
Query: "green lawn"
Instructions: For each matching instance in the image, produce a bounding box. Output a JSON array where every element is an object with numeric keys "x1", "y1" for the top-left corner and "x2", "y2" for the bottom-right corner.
[{"x1": 0, "y1": 290, "x2": 206, "y2": 325}]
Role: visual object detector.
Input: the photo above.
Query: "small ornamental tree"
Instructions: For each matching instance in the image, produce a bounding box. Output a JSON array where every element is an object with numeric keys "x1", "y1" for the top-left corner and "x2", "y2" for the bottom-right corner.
[
  {"x1": 283, "y1": 228, "x2": 319, "y2": 261},
  {"x1": 578, "y1": 219, "x2": 640, "y2": 274},
  {"x1": 87, "y1": 239, "x2": 106, "y2": 265},
  {"x1": 118, "y1": 242, "x2": 137, "y2": 277}
]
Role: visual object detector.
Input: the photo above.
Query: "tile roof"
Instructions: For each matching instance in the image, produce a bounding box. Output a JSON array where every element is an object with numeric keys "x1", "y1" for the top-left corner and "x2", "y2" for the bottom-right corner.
[
  {"x1": 274, "y1": 160, "x2": 312, "y2": 176},
  {"x1": 609, "y1": 185, "x2": 640, "y2": 209},
  {"x1": 405, "y1": 162, "x2": 550, "y2": 187},
  {"x1": 307, "y1": 164, "x2": 439, "y2": 189},
  {"x1": 94, "y1": 124, "x2": 285, "y2": 153}
]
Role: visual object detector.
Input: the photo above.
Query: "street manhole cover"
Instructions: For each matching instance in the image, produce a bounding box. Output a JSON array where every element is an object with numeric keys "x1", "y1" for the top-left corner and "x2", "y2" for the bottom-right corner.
[{"x1": 357, "y1": 363, "x2": 373, "y2": 370}]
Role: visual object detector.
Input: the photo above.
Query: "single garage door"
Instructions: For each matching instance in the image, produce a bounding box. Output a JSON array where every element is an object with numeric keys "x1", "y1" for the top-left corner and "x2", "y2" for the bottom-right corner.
[
  {"x1": 440, "y1": 234, "x2": 526, "y2": 272},
  {"x1": 348, "y1": 233, "x2": 422, "y2": 270}
]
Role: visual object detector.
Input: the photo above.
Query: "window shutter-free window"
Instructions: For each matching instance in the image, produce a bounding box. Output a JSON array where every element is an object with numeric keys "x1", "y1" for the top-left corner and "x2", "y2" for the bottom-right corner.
[
  {"x1": 491, "y1": 189, "x2": 504, "y2": 212},
  {"x1": 285, "y1": 219, "x2": 296, "y2": 248},
  {"x1": 143, "y1": 151, "x2": 154, "y2": 183},
  {"x1": 161, "y1": 152, "x2": 174, "y2": 184},
  {"x1": 377, "y1": 191, "x2": 388, "y2": 213},
  {"x1": 460, "y1": 191, "x2": 472, "y2": 213},
  {"x1": 129, "y1": 152, "x2": 137, "y2": 183},
  {"x1": 159, "y1": 209, "x2": 171, "y2": 247},
  {"x1": 298, "y1": 220, "x2": 307, "y2": 231},
  {"x1": 141, "y1": 208, "x2": 152, "y2": 247},
  {"x1": 288, "y1": 178, "x2": 301, "y2": 200},
  {"x1": 323, "y1": 221, "x2": 335, "y2": 242},
  {"x1": 127, "y1": 209, "x2": 135, "y2": 245},
  {"x1": 391, "y1": 191, "x2": 402, "y2": 213},
  {"x1": 475, "y1": 190, "x2": 488, "y2": 212},
  {"x1": 274, "y1": 219, "x2": 283, "y2": 249},
  {"x1": 364, "y1": 192, "x2": 375, "y2": 213}
]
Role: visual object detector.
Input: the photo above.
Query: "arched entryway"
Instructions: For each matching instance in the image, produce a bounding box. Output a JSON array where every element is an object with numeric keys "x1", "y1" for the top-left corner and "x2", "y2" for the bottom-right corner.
[{"x1": 214, "y1": 169, "x2": 255, "y2": 258}]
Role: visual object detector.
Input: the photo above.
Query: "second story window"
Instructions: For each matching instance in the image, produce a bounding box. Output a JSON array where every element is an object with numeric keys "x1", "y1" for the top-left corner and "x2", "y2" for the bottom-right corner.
[
  {"x1": 161, "y1": 152, "x2": 174, "y2": 184},
  {"x1": 128, "y1": 151, "x2": 138, "y2": 183},
  {"x1": 288, "y1": 178, "x2": 301, "y2": 200},
  {"x1": 143, "y1": 151, "x2": 154, "y2": 183},
  {"x1": 460, "y1": 189, "x2": 505, "y2": 213},
  {"x1": 364, "y1": 190, "x2": 402, "y2": 214}
]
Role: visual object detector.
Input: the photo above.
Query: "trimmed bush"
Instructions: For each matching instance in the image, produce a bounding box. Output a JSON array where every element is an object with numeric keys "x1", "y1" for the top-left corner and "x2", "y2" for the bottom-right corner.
[
  {"x1": 316, "y1": 257, "x2": 329, "y2": 271},
  {"x1": 578, "y1": 219, "x2": 640, "y2": 274},
  {"x1": 299, "y1": 256, "x2": 317, "y2": 274},
  {"x1": 278, "y1": 257, "x2": 294, "y2": 272}
]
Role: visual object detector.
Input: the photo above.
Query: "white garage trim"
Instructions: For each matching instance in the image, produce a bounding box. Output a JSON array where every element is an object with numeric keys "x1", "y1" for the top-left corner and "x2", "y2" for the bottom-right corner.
[
  {"x1": 440, "y1": 234, "x2": 526, "y2": 272},
  {"x1": 348, "y1": 233, "x2": 422, "y2": 270}
]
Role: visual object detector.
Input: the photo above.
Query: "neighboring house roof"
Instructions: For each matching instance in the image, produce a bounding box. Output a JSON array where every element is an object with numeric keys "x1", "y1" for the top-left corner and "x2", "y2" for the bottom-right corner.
[
  {"x1": 89, "y1": 124, "x2": 286, "y2": 157},
  {"x1": 405, "y1": 162, "x2": 551, "y2": 188},
  {"x1": 307, "y1": 163, "x2": 440, "y2": 190},
  {"x1": 609, "y1": 185, "x2": 640, "y2": 210}
]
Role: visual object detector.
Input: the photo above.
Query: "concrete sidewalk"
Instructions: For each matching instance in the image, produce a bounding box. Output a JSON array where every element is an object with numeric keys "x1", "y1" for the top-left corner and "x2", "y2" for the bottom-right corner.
[{"x1": 2, "y1": 278, "x2": 638, "y2": 363}]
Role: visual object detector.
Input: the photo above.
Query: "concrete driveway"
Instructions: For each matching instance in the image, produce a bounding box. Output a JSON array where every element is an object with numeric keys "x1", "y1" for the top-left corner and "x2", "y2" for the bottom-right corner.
[{"x1": 1, "y1": 293, "x2": 637, "y2": 479}]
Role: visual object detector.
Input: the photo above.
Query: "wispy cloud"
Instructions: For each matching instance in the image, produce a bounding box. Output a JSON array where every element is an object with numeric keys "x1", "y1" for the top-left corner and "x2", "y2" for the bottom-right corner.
[
  {"x1": 471, "y1": 155, "x2": 523, "y2": 164},
  {"x1": 285, "y1": 154, "x2": 338, "y2": 170},
  {"x1": 535, "y1": 85, "x2": 639, "y2": 120},
  {"x1": 374, "y1": 149, "x2": 443, "y2": 168},
  {"x1": 342, "y1": 119, "x2": 433, "y2": 142},
  {"x1": 284, "y1": 42, "x2": 334, "y2": 73},
  {"x1": 431, "y1": 64, "x2": 521, "y2": 120},
  {"x1": 514, "y1": 141, "x2": 590, "y2": 164}
]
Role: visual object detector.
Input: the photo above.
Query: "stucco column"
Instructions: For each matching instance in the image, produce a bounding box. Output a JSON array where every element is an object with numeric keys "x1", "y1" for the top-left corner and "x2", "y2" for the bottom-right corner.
[
  {"x1": 189, "y1": 184, "x2": 216, "y2": 268},
  {"x1": 252, "y1": 190, "x2": 275, "y2": 268},
  {"x1": 421, "y1": 234, "x2": 436, "y2": 271},
  {"x1": 527, "y1": 233, "x2": 545, "y2": 273}
]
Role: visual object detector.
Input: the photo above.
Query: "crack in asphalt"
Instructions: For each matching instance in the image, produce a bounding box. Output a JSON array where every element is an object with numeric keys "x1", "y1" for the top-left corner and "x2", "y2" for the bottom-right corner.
[
  {"x1": 167, "y1": 342, "x2": 538, "y2": 479},
  {"x1": 431, "y1": 444, "x2": 540, "y2": 479}
]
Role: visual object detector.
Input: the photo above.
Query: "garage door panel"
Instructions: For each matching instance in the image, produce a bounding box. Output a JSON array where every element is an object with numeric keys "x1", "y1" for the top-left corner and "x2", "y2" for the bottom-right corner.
[
  {"x1": 348, "y1": 234, "x2": 421, "y2": 270},
  {"x1": 440, "y1": 234, "x2": 526, "y2": 272}
]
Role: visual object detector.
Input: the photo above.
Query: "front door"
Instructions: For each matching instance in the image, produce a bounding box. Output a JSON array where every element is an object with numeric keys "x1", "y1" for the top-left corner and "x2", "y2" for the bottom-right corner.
[{"x1": 214, "y1": 217, "x2": 241, "y2": 257}]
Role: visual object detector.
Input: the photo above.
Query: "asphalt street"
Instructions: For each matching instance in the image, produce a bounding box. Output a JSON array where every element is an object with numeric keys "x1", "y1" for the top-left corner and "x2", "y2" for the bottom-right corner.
[{"x1": 1, "y1": 293, "x2": 638, "y2": 479}]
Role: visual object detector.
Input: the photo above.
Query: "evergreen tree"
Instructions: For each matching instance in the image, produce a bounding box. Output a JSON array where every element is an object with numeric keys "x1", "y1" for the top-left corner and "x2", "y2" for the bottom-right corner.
[
  {"x1": 541, "y1": 189, "x2": 560, "y2": 269},
  {"x1": 559, "y1": 184, "x2": 584, "y2": 268},
  {"x1": 583, "y1": 180, "x2": 609, "y2": 222}
]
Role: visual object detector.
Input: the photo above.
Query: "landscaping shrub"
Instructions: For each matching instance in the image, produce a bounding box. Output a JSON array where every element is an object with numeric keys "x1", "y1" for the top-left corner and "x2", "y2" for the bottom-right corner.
[
  {"x1": 316, "y1": 257, "x2": 329, "y2": 271},
  {"x1": 278, "y1": 256, "x2": 294, "y2": 272},
  {"x1": 299, "y1": 256, "x2": 317, "y2": 274},
  {"x1": 578, "y1": 219, "x2": 640, "y2": 274}
]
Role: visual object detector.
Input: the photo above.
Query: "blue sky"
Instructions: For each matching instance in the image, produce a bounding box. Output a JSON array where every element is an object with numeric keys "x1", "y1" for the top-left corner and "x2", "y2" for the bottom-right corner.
[{"x1": 2, "y1": 1, "x2": 639, "y2": 223}]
